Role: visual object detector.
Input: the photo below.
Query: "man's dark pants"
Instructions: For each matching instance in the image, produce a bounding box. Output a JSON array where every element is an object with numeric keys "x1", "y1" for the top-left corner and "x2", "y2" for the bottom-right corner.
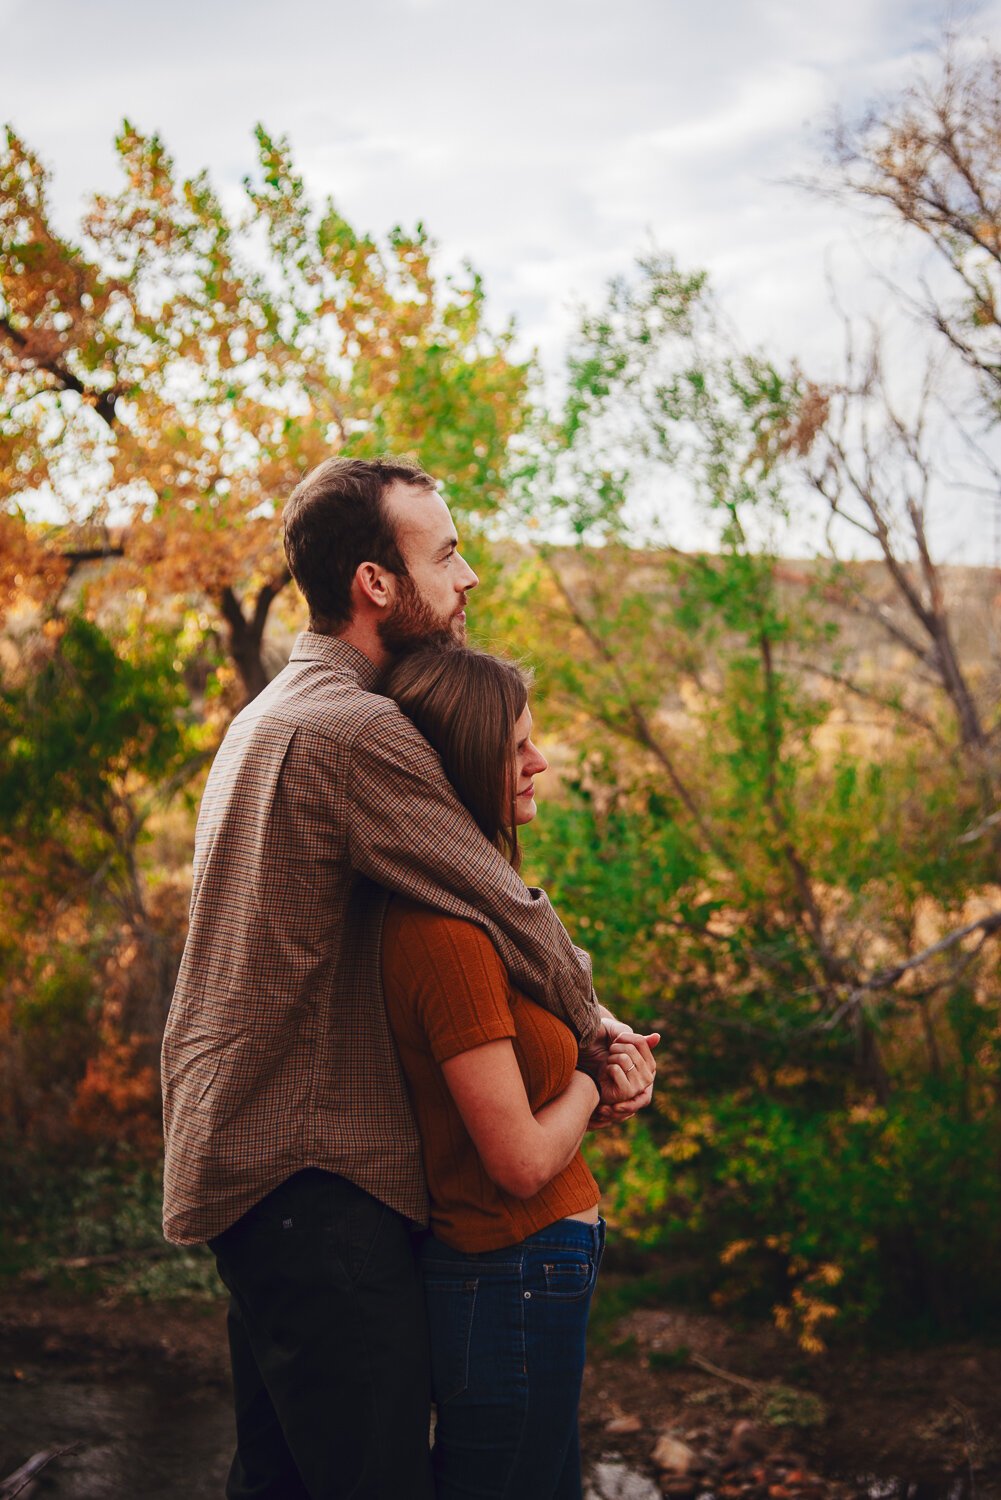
[{"x1": 209, "y1": 1169, "x2": 435, "y2": 1500}]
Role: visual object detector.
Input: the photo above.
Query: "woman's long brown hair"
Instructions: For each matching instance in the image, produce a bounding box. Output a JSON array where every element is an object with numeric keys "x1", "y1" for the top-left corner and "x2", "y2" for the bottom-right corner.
[{"x1": 384, "y1": 646, "x2": 532, "y2": 868}]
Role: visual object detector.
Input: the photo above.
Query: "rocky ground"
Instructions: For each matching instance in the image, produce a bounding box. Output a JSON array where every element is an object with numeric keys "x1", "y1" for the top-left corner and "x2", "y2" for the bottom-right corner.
[
  {"x1": 0, "y1": 1277, "x2": 996, "y2": 1499},
  {"x1": 580, "y1": 1286, "x2": 994, "y2": 1499}
]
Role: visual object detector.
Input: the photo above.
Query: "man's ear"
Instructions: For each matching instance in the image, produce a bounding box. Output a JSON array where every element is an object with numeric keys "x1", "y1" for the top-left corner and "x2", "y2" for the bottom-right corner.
[{"x1": 354, "y1": 561, "x2": 394, "y2": 611}]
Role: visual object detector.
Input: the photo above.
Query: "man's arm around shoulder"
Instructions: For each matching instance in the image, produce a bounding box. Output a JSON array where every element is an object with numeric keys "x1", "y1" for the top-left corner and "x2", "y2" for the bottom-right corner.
[{"x1": 341, "y1": 697, "x2": 600, "y2": 1042}]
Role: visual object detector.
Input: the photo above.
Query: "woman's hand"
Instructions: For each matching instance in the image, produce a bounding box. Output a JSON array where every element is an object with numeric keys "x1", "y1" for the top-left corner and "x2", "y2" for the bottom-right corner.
[{"x1": 587, "y1": 1032, "x2": 660, "y2": 1128}]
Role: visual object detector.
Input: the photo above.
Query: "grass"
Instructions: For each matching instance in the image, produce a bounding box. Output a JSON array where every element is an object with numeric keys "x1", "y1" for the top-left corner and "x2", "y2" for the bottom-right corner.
[
  {"x1": 0, "y1": 1153, "x2": 224, "y2": 1302},
  {"x1": 588, "y1": 1268, "x2": 679, "y2": 1349}
]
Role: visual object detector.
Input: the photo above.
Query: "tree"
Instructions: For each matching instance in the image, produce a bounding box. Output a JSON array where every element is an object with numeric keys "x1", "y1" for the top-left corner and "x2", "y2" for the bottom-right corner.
[
  {"x1": 828, "y1": 35, "x2": 1001, "y2": 413},
  {"x1": 783, "y1": 32, "x2": 1001, "y2": 760},
  {"x1": 506, "y1": 252, "x2": 1001, "y2": 1343},
  {"x1": 0, "y1": 614, "x2": 203, "y2": 1151},
  {"x1": 0, "y1": 124, "x2": 529, "y2": 698},
  {"x1": 785, "y1": 341, "x2": 994, "y2": 757}
]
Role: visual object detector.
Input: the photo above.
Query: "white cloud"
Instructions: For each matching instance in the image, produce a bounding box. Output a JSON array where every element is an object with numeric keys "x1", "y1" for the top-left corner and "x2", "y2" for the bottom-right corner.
[
  {"x1": 6, "y1": 0, "x2": 1001, "y2": 558},
  {"x1": 627, "y1": 64, "x2": 822, "y2": 162}
]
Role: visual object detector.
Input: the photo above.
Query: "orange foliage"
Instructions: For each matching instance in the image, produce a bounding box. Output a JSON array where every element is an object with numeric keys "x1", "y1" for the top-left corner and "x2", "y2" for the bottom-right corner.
[
  {"x1": 70, "y1": 1031, "x2": 161, "y2": 1160},
  {"x1": 1, "y1": 123, "x2": 530, "y2": 696}
]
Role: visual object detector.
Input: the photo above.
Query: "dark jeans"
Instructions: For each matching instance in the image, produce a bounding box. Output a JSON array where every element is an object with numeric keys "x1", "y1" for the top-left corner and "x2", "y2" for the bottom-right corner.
[
  {"x1": 209, "y1": 1169, "x2": 434, "y2": 1500},
  {"x1": 420, "y1": 1217, "x2": 605, "y2": 1500}
]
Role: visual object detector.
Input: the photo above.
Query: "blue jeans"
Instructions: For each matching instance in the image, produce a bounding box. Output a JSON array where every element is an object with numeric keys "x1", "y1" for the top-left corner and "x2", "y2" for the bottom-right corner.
[{"x1": 420, "y1": 1217, "x2": 605, "y2": 1500}]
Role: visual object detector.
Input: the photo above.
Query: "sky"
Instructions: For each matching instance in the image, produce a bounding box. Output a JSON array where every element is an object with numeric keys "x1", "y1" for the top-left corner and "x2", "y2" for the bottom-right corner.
[{"x1": 4, "y1": 0, "x2": 1001, "y2": 557}]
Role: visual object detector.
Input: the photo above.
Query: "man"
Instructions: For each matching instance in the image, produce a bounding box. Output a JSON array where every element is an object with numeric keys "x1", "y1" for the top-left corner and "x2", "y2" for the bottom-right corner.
[{"x1": 162, "y1": 456, "x2": 655, "y2": 1499}]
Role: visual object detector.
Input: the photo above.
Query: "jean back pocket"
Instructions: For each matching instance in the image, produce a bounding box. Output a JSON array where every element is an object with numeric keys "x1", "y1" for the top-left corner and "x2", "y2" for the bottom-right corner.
[{"x1": 422, "y1": 1274, "x2": 478, "y2": 1405}]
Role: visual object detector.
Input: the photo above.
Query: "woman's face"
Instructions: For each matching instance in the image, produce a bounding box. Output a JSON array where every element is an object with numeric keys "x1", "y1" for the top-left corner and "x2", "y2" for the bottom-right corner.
[{"x1": 511, "y1": 704, "x2": 549, "y2": 826}]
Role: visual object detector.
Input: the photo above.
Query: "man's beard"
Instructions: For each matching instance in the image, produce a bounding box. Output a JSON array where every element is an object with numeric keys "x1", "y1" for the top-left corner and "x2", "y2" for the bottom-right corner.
[{"x1": 377, "y1": 573, "x2": 465, "y2": 657}]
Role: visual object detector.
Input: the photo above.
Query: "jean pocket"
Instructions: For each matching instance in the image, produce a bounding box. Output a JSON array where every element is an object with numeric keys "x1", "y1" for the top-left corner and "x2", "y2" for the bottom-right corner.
[
  {"x1": 527, "y1": 1251, "x2": 596, "y2": 1301},
  {"x1": 339, "y1": 1190, "x2": 390, "y2": 1285},
  {"x1": 422, "y1": 1275, "x2": 478, "y2": 1405}
]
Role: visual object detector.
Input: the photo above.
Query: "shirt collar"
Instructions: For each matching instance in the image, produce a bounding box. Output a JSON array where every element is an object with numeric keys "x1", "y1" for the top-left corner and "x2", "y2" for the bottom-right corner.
[{"x1": 288, "y1": 631, "x2": 383, "y2": 692}]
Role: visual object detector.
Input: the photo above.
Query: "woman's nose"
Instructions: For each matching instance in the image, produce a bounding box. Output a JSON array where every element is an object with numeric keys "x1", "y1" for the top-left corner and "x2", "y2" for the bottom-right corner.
[{"x1": 528, "y1": 744, "x2": 548, "y2": 776}]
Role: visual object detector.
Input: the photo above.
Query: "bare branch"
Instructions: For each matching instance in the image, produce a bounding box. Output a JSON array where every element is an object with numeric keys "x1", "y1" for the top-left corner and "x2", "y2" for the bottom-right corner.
[
  {"x1": 542, "y1": 554, "x2": 726, "y2": 862},
  {"x1": 863, "y1": 909, "x2": 1001, "y2": 991},
  {"x1": 783, "y1": 656, "x2": 947, "y2": 744},
  {"x1": 958, "y1": 808, "x2": 1001, "y2": 845},
  {"x1": 0, "y1": 315, "x2": 120, "y2": 428}
]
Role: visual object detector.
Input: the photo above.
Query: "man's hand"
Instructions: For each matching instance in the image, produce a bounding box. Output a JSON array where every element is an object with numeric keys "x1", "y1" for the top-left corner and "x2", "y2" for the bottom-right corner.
[
  {"x1": 597, "y1": 1012, "x2": 642, "y2": 1046},
  {"x1": 577, "y1": 1008, "x2": 655, "y2": 1078}
]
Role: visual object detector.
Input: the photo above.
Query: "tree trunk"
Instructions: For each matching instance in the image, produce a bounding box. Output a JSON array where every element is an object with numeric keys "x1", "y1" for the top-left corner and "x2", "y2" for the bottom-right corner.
[
  {"x1": 929, "y1": 615, "x2": 987, "y2": 751},
  {"x1": 223, "y1": 608, "x2": 270, "y2": 702},
  {"x1": 217, "y1": 572, "x2": 290, "y2": 703}
]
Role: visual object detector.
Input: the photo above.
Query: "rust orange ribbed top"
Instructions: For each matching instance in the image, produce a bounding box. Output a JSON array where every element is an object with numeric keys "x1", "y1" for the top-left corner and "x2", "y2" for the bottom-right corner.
[{"x1": 382, "y1": 896, "x2": 600, "y2": 1252}]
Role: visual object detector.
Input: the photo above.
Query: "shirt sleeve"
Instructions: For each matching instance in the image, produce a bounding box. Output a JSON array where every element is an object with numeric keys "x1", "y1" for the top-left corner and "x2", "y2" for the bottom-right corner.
[
  {"x1": 394, "y1": 911, "x2": 518, "y2": 1064},
  {"x1": 344, "y1": 699, "x2": 601, "y2": 1043}
]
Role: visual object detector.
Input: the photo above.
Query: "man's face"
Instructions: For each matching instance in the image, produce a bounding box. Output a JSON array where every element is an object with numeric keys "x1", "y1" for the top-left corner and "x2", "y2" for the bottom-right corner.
[{"x1": 378, "y1": 482, "x2": 479, "y2": 653}]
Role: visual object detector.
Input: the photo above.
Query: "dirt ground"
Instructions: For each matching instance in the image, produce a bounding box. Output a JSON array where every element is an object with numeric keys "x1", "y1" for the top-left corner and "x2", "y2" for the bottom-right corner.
[
  {"x1": 0, "y1": 1280, "x2": 996, "y2": 1499},
  {"x1": 580, "y1": 1286, "x2": 995, "y2": 1498}
]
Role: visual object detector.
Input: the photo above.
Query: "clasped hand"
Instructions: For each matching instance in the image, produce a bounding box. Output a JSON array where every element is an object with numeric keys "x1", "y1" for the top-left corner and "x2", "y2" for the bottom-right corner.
[{"x1": 579, "y1": 1018, "x2": 660, "y2": 1129}]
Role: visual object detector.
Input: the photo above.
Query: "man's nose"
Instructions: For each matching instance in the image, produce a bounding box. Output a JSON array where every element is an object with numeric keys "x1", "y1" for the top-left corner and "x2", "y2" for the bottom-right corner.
[{"x1": 457, "y1": 552, "x2": 478, "y2": 591}]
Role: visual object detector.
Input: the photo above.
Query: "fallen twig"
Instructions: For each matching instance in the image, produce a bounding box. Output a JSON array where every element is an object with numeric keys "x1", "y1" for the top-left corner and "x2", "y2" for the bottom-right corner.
[
  {"x1": 687, "y1": 1351, "x2": 763, "y2": 1393},
  {"x1": 0, "y1": 1444, "x2": 82, "y2": 1500},
  {"x1": 18, "y1": 1243, "x2": 174, "y2": 1282},
  {"x1": 948, "y1": 1395, "x2": 979, "y2": 1500}
]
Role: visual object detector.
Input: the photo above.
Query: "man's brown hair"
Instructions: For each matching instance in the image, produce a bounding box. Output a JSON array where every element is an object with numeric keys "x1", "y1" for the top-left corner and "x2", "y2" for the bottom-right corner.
[
  {"x1": 282, "y1": 456, "x2": 437, "y2": 631},
  {"x1": 385, "y1": 647, "x2": 532, "y2": 868}
]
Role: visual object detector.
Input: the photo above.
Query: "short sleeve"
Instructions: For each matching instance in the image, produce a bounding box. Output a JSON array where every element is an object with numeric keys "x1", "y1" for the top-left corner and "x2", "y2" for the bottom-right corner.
[{"x1": 385, "y1": 905, "x2": 517, "y2": 1064}]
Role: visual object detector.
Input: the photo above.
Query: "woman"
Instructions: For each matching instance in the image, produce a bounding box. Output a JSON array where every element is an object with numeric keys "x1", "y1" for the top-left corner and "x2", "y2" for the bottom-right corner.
[{"x1": 382, "y1": 646, "x2": 657, "y2": 1500}]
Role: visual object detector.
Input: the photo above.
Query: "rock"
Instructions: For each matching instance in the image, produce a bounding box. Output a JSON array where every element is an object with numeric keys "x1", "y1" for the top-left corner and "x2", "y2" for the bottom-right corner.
[
  {"x1": 605, "y1": 1413, "x2": 644, "y2": 1435},
  {"x1": 584, "y1": 1459, "x2": 661, "y2": 1500},
  {"x1": 658, "y1": 1478, "x2": 698, "y2": 1499},
  {"x1": 651, "y1": 1434, "x2": 698, "y2": 1475},
  {"x1": 725, "y1": 1419, "x2": 767, "y2": 1467},
  {"x1": 783, "y1": 1470, "x2": 817, "y2": 1489}
]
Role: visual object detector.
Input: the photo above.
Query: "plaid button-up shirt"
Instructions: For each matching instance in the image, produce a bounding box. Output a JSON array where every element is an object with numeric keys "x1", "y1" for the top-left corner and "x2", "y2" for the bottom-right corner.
[{"x1": 161, "y1": 632, "x2": 599, "y2": 1245}]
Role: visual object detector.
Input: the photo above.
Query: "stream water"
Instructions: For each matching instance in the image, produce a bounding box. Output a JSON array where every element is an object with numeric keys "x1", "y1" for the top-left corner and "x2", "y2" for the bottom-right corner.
[
  {"x1": 6, "y1": 1377, "x2": 659, "y2": 1498},
  {"x1": 1, "y1": 1369, "x2": 232, "y2": 1497}
]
